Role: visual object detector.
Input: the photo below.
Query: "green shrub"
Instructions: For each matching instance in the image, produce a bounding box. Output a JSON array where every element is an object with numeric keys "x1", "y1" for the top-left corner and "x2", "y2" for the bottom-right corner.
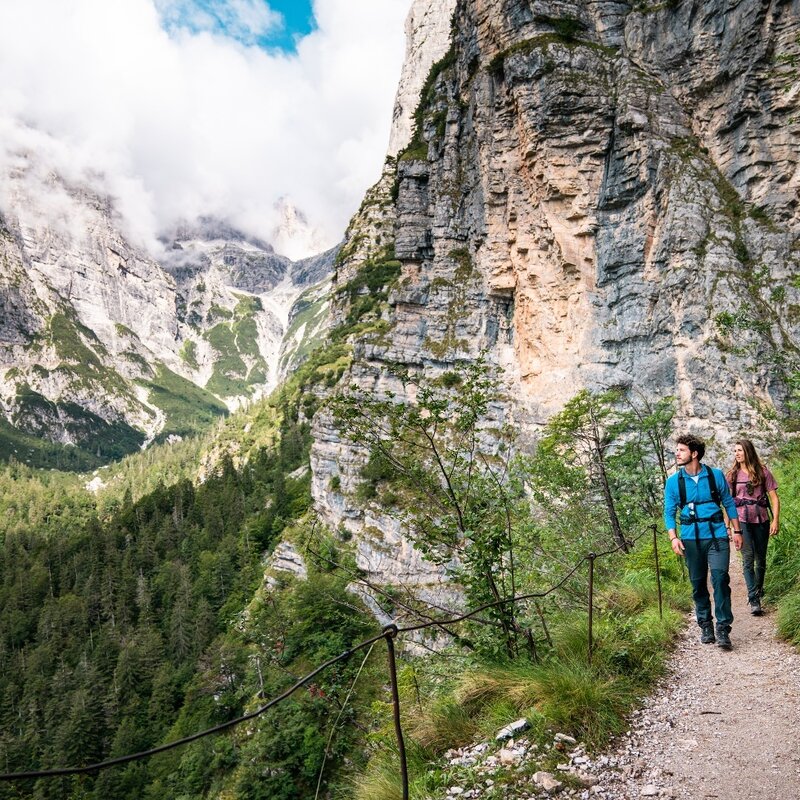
[{"x1": 534, "y1": 14, "x2": 586, "y2": 41}]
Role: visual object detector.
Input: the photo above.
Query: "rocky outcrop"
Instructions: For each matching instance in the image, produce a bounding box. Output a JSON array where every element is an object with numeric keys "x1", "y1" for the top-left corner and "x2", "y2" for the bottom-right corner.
[
  {"x1": 265, "y1": 541, "x2": 308, "y2": 588},
  {"x1": 293, "y1": 245, "x2": 339, "y2": 288},
  {"x1": 387, "y1": 0, "x2": 460, "y2": 156}
]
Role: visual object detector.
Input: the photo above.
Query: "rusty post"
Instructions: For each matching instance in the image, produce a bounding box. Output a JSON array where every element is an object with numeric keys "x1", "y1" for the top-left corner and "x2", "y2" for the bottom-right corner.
[
  {"x1": 383, "y1": 625, "x2": 409, "y2": 800},
  {"x1": 653, "y1": 525, "x2": 663, "y2": 619},
  {"x1": 587, "y1": 553, "x2": 596, "y2": 666}
]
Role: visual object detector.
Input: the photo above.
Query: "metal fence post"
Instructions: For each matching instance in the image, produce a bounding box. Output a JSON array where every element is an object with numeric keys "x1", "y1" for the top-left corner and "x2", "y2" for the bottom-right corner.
[
  {"x1": 383, "y1": 625, "x2": 409, "y2": 800},
  {"x1": 652, "y1": 525, "x2": 663, "y2": 619},
  {"x1": 587, "y1": 553, "x2": 596, "y2": 666}
]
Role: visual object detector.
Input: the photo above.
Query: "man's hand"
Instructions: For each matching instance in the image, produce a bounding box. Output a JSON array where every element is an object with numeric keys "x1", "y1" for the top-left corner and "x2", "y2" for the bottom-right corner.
[
  {"x1": 770, "y1": 520, "x2": 780, "y2": 536},
  {"x1": 670, "y1": 537, "x2": 685, "y2": 556},
  {"x1": 732, "y1": 531, "x2": 743, "y2": 551}
]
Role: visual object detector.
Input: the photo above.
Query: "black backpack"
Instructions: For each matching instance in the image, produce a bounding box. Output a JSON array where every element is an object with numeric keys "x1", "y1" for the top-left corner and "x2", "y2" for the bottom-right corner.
[{"x1": 677, "y1": 467, "x2": 724, "y2": 545}]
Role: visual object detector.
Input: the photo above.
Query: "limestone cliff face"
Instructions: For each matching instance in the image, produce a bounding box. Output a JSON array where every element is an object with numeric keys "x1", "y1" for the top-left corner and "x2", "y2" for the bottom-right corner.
[
  {"x1": 387, "y1": 0, "x2": 460, "y2": 156},
  {"x1": 392, "y1": 0, "x2": 799, "y2": 434},
  {"x1": 392, "y1": 0, "x2": 798, "y2": 432},
  {"x1": 311, "y1": 0, "x2": 800, "y2": 596}
]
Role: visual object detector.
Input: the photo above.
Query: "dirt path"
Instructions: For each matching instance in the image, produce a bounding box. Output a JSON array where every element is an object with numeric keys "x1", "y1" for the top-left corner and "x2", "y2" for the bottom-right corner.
[{"x1": 584, "y1": 566, "x2": 800, "y2": 799}]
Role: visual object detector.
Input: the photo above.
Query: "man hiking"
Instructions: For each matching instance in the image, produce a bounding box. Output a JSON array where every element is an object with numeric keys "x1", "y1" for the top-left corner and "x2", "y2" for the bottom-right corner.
[{"x1": 663, "y1": 434, "x2": 742, "y2": 649}]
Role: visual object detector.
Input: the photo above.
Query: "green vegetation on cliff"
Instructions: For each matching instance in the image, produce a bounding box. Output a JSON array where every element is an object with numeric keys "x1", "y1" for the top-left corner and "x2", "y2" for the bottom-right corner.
[
  {"x1": 204, "y1": 295, "x2": 269, "y2": 398},
  {"x1": 143, "y1": 363, "x2": 228, "y2": 442}
]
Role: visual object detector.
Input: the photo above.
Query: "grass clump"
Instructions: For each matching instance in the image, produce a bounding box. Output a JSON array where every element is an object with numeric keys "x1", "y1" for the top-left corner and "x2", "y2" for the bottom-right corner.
[
  {"x1": 751, "y1": 447, "x2": 800, "y2": 649},
  {"x1": 524, "y1": 660, "x2": 632, "y2": 742},
  {"x1": 765, "y1": 447, "x2": 800, "y2": 625},
  {"x1": 776, "y1": 589, "x2": 800, "y2": 644},
  {"x1": 180, "y1": 339, "x2": 199, "y2": 369},
  {"x1": 410, "y1": 695, "x2": 480, "y2": 752}
]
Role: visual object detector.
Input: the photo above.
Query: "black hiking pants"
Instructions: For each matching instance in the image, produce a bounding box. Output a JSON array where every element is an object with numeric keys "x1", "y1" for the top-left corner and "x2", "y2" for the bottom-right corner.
[{"x1": 741, "y1": 521, "x2": 770, "y2": 603}]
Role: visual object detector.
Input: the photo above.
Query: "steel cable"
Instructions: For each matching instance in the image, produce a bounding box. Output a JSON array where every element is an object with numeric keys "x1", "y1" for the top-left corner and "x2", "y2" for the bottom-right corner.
[{"x1": 0, "y1": 525, "x2": 651, "y2": 782}]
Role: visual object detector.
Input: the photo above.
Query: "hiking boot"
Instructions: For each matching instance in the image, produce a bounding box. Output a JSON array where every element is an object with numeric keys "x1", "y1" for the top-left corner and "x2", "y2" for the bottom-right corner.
[
  {"x1": 717, "y1": 629, "x2": 732, "y2": 650},
  {"x1": 700, "y1": 624, "x2": 715, "y2": 644},
  {"x1": 749, "y1": 599, "x2": 763, "y2": 616}
]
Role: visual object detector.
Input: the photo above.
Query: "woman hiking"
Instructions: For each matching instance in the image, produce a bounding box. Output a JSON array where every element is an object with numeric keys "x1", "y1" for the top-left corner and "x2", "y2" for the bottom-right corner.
[{"x1": 726, "y1": 439, "x2": 780, "y2": 616}]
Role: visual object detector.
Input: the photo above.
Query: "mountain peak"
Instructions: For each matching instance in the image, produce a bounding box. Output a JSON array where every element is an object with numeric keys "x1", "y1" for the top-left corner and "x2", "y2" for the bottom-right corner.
[
  {"x1": 271, "y1": 197, "x2": 329, "y2": 262},
  {"x1": 164, "y1": 217, "x2": 275, "y2": 252}
]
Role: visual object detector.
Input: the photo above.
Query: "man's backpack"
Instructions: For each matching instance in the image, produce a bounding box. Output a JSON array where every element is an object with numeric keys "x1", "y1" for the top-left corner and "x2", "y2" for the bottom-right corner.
[
  {"x1": 677, "y1": 468, "x2": 722, "y2": 511},
  {"x1": 677, "y1": 467, "x2": 725, "y2": 545}
]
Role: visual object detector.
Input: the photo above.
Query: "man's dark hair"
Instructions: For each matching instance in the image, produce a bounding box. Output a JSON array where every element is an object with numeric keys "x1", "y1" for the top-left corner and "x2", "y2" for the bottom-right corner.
[{"x1": 676, "y1": 434, "x2": 705, "y2": 461}]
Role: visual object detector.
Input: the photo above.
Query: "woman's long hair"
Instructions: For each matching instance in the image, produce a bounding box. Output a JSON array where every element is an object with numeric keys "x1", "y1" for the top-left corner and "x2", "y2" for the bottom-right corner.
[{"x1": 727, "y1": 439, "x2": 766, "y2": 488}]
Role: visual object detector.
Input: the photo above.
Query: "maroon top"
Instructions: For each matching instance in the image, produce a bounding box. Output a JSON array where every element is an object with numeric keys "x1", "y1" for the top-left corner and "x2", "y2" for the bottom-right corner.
[{"x1": 728, "y1": 467, "x2": 778, "y2": 524}]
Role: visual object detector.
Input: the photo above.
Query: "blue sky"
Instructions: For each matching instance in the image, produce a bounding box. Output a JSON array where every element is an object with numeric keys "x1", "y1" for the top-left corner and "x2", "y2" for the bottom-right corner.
[
  {"x1": 268, "y1": 0, "x2": 316, "y2": 49},
  {"x1": 158, "y1": 0, "x2": 316, "y2": 51}
]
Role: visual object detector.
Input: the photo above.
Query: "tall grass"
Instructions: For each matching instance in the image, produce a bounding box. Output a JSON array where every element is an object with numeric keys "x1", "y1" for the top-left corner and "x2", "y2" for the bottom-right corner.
[
  {"x1": 776, "y1": 591, "x2": 800, "y2": 644},
  {"x1": 766, "y1": 451, "x2": 800, "y2": 595},
  {"x1": 766, "y1": 448, "x2": 800, "y2": 640},
  {"x1": 349, "y1": 564, "x2": 685, "y2": 800}
]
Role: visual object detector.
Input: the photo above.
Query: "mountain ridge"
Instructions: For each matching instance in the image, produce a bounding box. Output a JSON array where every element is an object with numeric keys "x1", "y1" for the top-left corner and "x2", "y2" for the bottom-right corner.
[{"x1": 0, "y1": 173, "x2": 336, "y2": 468}]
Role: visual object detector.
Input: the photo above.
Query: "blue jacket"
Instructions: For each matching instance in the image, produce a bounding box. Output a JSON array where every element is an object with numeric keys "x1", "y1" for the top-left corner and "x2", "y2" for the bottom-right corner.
[{"x1": 663, "y1": 465, "x2": 738, "y2": 539}]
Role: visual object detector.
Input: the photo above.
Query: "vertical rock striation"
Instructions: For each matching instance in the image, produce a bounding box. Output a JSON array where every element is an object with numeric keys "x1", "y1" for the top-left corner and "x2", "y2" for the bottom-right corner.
[
  {"x1": 311, "y1": 0, "x2": 800, "y2": 597},
  {"x1": 388, "y1": 0, "x2": 460, "y2": 156}
]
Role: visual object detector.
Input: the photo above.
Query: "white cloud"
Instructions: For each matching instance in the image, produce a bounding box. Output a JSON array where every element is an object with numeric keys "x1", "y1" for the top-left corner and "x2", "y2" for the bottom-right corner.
[
  {"x1": 0, "y1": 0, "x2": 410, "y2": 258},
  {"x1": 155, "y1": 0, "x2": 284, "y2": 45}
]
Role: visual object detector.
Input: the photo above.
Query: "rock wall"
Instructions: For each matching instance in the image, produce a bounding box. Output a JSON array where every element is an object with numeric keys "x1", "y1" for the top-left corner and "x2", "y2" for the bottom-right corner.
[
  {"x1": 310, "y1": 0, "x2": 800, "y2": 599},
  {"x1": 387, "y1": 0, "x2": 460, "y2": 156},
  {"x1": 387, "y1": 0, "x2": 799, "y2": 437}
]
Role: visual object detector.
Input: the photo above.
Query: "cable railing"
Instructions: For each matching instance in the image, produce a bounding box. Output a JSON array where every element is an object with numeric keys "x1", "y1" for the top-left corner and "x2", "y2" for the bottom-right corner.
[{"x1": 0, "y1": 524, "x2": 665, "y2": 798}]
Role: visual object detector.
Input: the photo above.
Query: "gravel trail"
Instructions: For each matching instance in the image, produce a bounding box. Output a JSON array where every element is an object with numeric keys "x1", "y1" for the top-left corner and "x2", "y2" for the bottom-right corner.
[
  {"x1": 588, "y1": 567, "x2": 800, "y2": 799},
  {"x1": 440, "y1": 568, "x2": 800, "y2": 799}
]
